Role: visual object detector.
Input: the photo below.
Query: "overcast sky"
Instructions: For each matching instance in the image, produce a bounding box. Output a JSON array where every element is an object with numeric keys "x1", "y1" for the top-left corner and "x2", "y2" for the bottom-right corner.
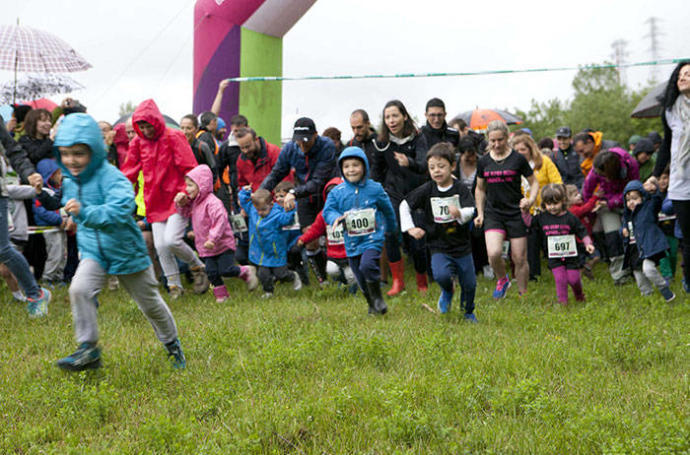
[{"x1": 2, "y1": 0, "x2": 689, "y2": 139}]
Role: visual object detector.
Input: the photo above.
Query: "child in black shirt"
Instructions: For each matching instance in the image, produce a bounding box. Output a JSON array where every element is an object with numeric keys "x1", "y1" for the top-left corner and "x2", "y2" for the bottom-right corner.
[{"x1": 401, "y1": 143, "x2": 477, "y2": 320}]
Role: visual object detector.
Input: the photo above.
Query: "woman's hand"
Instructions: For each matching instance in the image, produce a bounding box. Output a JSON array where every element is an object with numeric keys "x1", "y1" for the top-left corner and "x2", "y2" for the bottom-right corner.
[
  {"x1": 407, "y1": 227, "x2": 426, "y2": 240},
  {"x1": 474, "y1": 213, "x2": 484, "y2": 228},
  {"x1": 393, "y1": 152, "x2": 409, "y2": 167}
]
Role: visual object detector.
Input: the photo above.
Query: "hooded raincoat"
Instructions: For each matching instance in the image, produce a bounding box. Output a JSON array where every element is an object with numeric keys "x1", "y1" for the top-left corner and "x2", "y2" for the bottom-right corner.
[
  {"x1": 33, "y1": 158, "x2": 62, "y2": 226},
  {"x1": 323, "y1": 147, "x2": 398, "y2": 257},
  {"x1": 122, "y1": 99, "x2": 197, "y2": 223},
  {"x1": 53, "y1": 113, "x2": 150, "y2": 275},
  {"x1": 622, "y1": 180, "x2": 669, "y2": 260},
  {"x1": 582, "y1": 147, "x2": 639, "y2": 210},
  {"x1": 176, "y1": 164, "x2": 236, "y2": 257}
]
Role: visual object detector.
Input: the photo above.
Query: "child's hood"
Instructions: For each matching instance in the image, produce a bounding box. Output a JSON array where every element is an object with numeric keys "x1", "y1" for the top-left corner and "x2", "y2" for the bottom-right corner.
[
  {"x1": 131, "y1": 99, "x2": 166, "y2": 141},
  {"x1": 185, "y1": 164, "x2": 214, "y2": 199},
  {"x1": 112, "y1": 123, "x2": 129, "y2": 146},
  {"x1": 623, "y1": 180, "x2": 647, "y2": 200},
  {"x1": 53, "y1": 113, "x2": 106, "y2": 181},
  {"x1": 337, "y1": 146, "x2": 369, "y2": 184},
  {"x1": 36, "y1": 158, "x2": 60, "y2": 184}
]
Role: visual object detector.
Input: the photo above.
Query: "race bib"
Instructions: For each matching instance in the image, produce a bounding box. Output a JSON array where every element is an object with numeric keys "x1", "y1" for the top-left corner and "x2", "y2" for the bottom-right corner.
[
  {"x1": 326, "y1": 224, "x2": 345, "y2": 245},
  {"x1": 627, "y1": 221, "x2": 636, "y2": 244},
  {"x1": 282, "y1": 213, "x2": 301, "y2": 231},
  {"x1": 658, "y1": 212, "x2": 676, "y2": 222},
  {"x1": 430, "y1": 195, "x2": 460, "y2": 224},
  {"x1": 345, "y1": 208, "x2": 376, "y2": 237},
  {"x1": 229, "y1": 214, "x2": 248, "y2": 233},
  {"x1": 547, "y1": 235, "x2": 577, "y2": 258}
]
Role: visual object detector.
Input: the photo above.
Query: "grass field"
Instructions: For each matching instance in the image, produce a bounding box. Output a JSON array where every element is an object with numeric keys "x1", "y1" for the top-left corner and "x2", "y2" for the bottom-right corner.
[{"x1": 1, "y1": 265, "x2": 689, "y2": 454}]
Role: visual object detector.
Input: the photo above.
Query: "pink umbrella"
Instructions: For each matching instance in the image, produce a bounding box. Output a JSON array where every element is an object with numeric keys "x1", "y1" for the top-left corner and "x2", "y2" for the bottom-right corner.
[
  {"x1": 20, "y1": 98, "x2": 58, "y2": 111},
  {"x1": 0, "y1": 23, "x2": 91, "y2": 102}
]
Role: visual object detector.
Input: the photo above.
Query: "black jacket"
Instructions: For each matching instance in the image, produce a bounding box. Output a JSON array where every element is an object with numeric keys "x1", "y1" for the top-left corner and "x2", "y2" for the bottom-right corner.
[
  {"x1": 371, "y1": 132, "x2": 429, "y2": 201},
  {"x1": 420, "y1": 122, "x2": 459, "y2": 150},
  {"x1": 18, "y1": 135, "x2": 53, "y2": 165},
  {"x1": 0, "y1": 117, "x2": 36, "y2": 182},
  {"x1": 347, "y1": 132, "x2": 378, "y2": 168}
]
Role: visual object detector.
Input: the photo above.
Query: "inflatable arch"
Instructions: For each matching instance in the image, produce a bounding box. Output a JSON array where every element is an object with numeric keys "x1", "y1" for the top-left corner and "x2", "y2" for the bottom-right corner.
[{"x1": 193, "y1": 0, "x2": 316, "y2": 144}]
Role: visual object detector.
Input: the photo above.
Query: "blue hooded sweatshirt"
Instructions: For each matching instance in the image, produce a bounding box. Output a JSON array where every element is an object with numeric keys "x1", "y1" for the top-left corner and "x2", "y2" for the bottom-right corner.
[
  {"x1": 322, "y1": 146, "x2": 397, "y2": 257},
  {"x1": 33, "y1": 158, "x2": 62, "y2": 226},
  {"x1": 53, "y1": 113, "x2": 151, "y2": 275},
  {"x1": 622, "y1": 180, "x2": 669, "y2": 260},
  {"x1": 239, "y1": 188, "x2": 296, "y2": 267}
]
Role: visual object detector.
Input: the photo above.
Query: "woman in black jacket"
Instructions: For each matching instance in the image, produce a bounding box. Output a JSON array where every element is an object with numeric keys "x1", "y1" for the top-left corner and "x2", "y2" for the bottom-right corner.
[
  {"x1": 371, "y1": 100, "x2": 430, "y2": 294},
  {"x1": 18, "y1": 108, "x2": 54, "y2": 165}
]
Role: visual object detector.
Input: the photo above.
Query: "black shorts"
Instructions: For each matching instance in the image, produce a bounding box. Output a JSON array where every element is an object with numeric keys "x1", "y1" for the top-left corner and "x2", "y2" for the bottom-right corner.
[
  {"x1": 297, "y1": 196, "x2": 321, "y2": 228},
  {"x1": 484, "y1": 214, "x2": 527, "y2": 239}
]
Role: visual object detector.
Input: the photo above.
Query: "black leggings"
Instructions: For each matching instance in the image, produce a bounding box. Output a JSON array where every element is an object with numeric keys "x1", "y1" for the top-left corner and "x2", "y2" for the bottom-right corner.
[{"x1": 672, "y1": 200, "x2": 690, "y2": 283}]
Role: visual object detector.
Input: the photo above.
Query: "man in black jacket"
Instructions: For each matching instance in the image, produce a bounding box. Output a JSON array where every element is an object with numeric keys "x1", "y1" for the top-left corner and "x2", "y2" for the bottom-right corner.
[
  {"x1": 347, "y1": 109, "x2": 377, "y2": 166},
  {"x1": 552, "y1": 126, "x2": 584, "y2": 190},
  {"x1": 420, "y1": 98, "x2": 459, "y2": 151}
]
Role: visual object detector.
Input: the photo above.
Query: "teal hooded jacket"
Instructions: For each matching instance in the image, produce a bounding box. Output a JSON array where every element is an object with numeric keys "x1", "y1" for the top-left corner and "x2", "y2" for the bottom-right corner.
[{"x1": 53, "y1": 113, "x2": 151, "y2": 274}]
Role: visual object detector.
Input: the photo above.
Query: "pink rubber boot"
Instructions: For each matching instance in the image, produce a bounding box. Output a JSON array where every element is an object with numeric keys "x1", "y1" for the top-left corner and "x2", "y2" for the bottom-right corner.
[{"x1": 212, "y1": 285, "x2": 229, "y2": 303}]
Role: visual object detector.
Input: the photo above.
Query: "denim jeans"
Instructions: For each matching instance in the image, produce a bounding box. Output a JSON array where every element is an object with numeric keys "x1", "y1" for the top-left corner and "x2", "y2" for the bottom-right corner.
[{"x1": 0, "y1": 196, "x2": 40, "y2": 299}]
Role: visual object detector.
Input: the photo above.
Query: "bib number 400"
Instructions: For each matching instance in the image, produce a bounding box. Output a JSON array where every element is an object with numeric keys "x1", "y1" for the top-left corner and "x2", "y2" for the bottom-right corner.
[{"x1": 345, "y1": 208, "x2": 376, "y2": 236}]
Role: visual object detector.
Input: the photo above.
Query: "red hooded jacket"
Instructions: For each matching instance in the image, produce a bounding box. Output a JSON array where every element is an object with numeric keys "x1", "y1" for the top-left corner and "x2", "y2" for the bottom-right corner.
[
  {"x1": 122, "y1": 99, "x2": 198, "y2": 223},
  {"x1": 112, "y1": 123, "x2": 129, "y2": 168},
  {"x1": 236, "y1": 137, "x2": 283, "y2": 191},
  {"x1": 299, "y1": 177, "x2": 345, "y2": 259}
]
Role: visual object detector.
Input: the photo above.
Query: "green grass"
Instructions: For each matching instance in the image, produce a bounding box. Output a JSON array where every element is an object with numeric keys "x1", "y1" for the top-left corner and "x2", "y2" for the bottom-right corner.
[{"x1": 1, "y1": 265, "x2": 689, "y2": 454}]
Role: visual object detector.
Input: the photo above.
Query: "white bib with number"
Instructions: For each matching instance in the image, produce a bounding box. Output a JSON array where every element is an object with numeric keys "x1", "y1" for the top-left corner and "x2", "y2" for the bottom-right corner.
[
  {"x1": 345, "y1": 208, "x2": 376, "y2": 237},
  {"x1": 430, "y1": 195, "x2": 460, "y2": 224},
  {"x1": 326, "y1": 224, "x2": 345, "y2": 245},
  {"x1": 547, "y1": 234, "x2": 577, "y2": 258},
  {"x1": 282, "y1": 213, "x2": 301, "y2": 231},
  {"x1": 229, "y1": 214, "x2": 248, "y2": 233}
]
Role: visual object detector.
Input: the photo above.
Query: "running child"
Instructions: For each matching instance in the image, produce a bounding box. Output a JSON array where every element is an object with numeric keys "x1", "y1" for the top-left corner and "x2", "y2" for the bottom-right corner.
[
  {"x1": 298, "y1": 177, "x2": 357, "y2": 291},
  {"x1": 33, "y1": 158, "x2": 67, "y2": 286},
  {"x1": 323, "y1": 146, "x2": 398, "y2": 315},
  {"x1": 525, "y1": 184, "x2": 595, "y2": 305},
  {"x1": 274, "y1": 180, "x2": 311, "y2": 286},
  {"x1": 174, "y1": 164, "x2": 258, "y2": 303},
  {"x1": 566, "y1": 184, "x2": 604, "y2": 278},
  {"x1": 400, "y1": 143, "x2": 477, "y2": 319},
  {"x1": 622, "y1": 180, "x2": 675, "y2": 301},
  {"x1": 39, "y1": 113, "x2": 185, "y2": 371},
  {"x1": 238, "y1": 186, "x2": 302, "y2": 298}
]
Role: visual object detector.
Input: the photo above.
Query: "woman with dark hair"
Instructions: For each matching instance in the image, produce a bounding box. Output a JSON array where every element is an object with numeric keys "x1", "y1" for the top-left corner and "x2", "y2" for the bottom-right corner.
[
  {"x1": 583, "y1": 148, "x2": 639, "y2": 284},
  {"x1": 371, "y1": 100, "x2": 429, "y2": 294},
  {"x1": 648, "y1": 60, "x2": 690, "y2": 291},
  {"x1": 18, "y1": 109, "x2": 53, "y2": 165}
]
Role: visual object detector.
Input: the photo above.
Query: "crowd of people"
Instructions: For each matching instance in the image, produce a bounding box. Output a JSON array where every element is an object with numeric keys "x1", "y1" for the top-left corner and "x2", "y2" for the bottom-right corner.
[{"x1": 1, "y1": 60, "x2": 688, "y2": 372}]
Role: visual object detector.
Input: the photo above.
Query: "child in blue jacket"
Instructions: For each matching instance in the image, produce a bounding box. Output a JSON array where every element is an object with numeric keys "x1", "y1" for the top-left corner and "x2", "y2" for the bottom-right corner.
[
  {"x1": 33, "y1": 158, "x2": 67, "y2": 285},
  {"x1": 323, "y1": 146, "x2": 398, "y2": 315},
  {"x1": 36, "y1": 113, "x2": 185, "y2": 371},
  {"x1": 622, "y1": 180, "x2": 675, "y2": 301},
  {"x1": 239, "y1": 186, "x2": 302, "y2": 298}
]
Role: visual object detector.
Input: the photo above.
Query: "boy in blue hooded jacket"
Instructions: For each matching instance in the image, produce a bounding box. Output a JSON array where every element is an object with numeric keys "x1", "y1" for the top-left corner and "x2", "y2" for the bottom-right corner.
[
  {"x1": 323, "y1": 146, "x2": 398, "y2": 315},
  {"x1": 239, "y1": 186, "x2": 302, "y2": 297},
  {"x1": 33, "y1": 158, "x2": 67, "y2": 285},
  {"x1": 36, "y1": 113, "x2": 186, "y2": 371},
  {"x1": 622, "y1": 180, "x2": 675, "y2": 301}
]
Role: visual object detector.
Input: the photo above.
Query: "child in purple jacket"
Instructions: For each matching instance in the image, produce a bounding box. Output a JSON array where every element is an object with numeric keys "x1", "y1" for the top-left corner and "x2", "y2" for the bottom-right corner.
[{"x1": 175, "y1": 164, "x2": 257, "y2": 302}]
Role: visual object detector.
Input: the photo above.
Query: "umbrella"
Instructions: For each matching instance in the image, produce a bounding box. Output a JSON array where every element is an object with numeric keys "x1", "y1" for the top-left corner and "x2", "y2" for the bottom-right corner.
[
  {"x1": 453, "y1": 109, "x2": 523, "y2": 130},
  {"x1": 0, "y1": 73, "x2": 83, "y2": 104},
  {"x1": 114, "y1": 113, "x2": 180, "y2": 129},
  {"x1": 0, "y1": 23, "x2": 92, "y2": 102},
  {"x1": 631, "y1": 82, "x2": 666, "y2": 118},
  {"x1": 0, "y1": 104, "x2": 11, "y2": 121},
  {"x1": 19, "y1": 98, "x2": 58, "y2": 111}
]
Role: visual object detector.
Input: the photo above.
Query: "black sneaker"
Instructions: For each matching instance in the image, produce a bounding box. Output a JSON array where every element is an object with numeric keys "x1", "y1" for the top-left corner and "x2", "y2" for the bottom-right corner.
[
  {"x1": 56, "y1": 342, "x2": 101, "y2": 371},
  {"x1": 660, "y1": 287, "x2": 675, "y2": 302}
]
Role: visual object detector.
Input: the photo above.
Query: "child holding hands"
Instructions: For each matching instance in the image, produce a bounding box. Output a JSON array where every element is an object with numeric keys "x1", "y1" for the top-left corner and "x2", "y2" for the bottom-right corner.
[{"x1": 174, "y1": 164, "x2": 258, "y2": 303}]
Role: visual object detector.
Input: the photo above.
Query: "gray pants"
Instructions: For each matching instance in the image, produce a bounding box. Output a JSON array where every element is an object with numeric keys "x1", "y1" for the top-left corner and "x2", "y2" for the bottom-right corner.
[
  {"x1": 151, "y1": 213, "x2": 202, "y2": 288},
  {"x1": 69, "y1": 259, "x2": 178, "y2": 344},
  {"x1": 633, "y1": 259, "x2": 667, "y2": 296},
  {"x1": 42, "y1": 230, "x2": 66, "y2": 282}
]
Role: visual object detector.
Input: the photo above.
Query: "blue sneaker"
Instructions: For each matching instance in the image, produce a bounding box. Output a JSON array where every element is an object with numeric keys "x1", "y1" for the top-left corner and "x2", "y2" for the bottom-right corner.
[
  {"x1": 660, "y1": 287, "x2": 676, "y2": 302},
  {"x1": 492, "y1": 275, "x2": 511, "y2": 299},
  {"x1": 165, "y1": 339, "x2": 186, "y2": 370},
  {"x1": 464, "y1": 313, "x2": 478, "y2": 323},
  {"x1": 57, "y1": 342, "x2": 101, "y2": 371},
  {"x1": 437, "y1": 289, "x2": 453, "y2": 314},
  {"x1": 26, "y1": 287, "x2": 51, "y2": 318}
]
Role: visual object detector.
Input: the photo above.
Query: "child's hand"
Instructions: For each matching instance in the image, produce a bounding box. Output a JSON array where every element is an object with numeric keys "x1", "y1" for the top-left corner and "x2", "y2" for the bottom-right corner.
[
  {"x1": 204, "y1": 240, "x2": 215, "y2": 249},
  {"x1": 643, "y1": 181, "x2": 657, "y2": 193},
  {"x1": 28, "y1": 173, "x2": 43, "y2": 192},
  {"x1": 474, "y1": 213, "x2": 484, "y2": 228},
  {"x1": 187, "y1": 231, "x2": 195, "y2": 240},
  {"x1": 622, "y1": 227, "x2": 629, "y2": 238},
  {"x1": 448, "y1": 205, "x2": 461, "y2": 219},
  {"x1": 283, "y1": 192, "x2": 296, "y2": 211},
  {"x1": 174, "y1": 192, "x2": 189, "y2": 206},
  {"x1": 592, "y1": 200, "x2": 607, "y2": 212},
  {"x1": 242, "y1": 185, "x2": 252, "y2": 192},
  {"x1": 585, "y1": 244, "x2": 595, "y2": 254},
  {"x1": 297, "y1": 239, "x2": 304, "y2": 248},
  {"x1": 407, "y1": 227, "x2": 426, "y2": 240},
  {"x1": 64, "y1": 199, "x2": 81, "y2": 216},
  {"x1": 65, "y1": 218, "x2": 77, "y2": 233},
  {"x1": 519, "y1": 197, "x2": 532, "y2": 212},
  {"x1": 137, "y1": 220, "x2": 146, "y2": 230},
  {"x1": 240, "y1": 208, "x2": 247, "y2": 218}
]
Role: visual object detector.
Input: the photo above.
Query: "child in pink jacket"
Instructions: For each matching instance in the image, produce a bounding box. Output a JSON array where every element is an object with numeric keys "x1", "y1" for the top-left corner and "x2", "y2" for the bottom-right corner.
[{"x1": 175, "y1": 165, "x2": 257, "y2": 302}]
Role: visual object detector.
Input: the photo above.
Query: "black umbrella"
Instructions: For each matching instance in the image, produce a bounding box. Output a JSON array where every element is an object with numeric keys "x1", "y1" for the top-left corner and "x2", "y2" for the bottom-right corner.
[
  {"x1": 114, "y1": 113, "x2": 180, "y2": 129},
  {"x1": 631, "y1": 82, "x2": 666, "y2": 118}
]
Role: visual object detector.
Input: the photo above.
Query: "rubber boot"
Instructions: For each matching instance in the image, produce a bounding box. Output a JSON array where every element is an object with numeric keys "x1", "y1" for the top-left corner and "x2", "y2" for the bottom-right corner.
[
  {"x1": 415, "y1": 272, "x2": 428, "y2": 293},
  {"x1": 387, "y1": 259, "x2": 405, "y2": 296},
  {"x1": 308, "y1": 250, "x2": 328, "y2": 285},
  {"x1": 212, "y1": 285, "x2": 229, "y2": 303},
  {"x1": 361, "y1": 285, "x2": 375, "y2": 314},
  {"x1": 365, "y1": 281, "x2": 388, "y2": 315}
]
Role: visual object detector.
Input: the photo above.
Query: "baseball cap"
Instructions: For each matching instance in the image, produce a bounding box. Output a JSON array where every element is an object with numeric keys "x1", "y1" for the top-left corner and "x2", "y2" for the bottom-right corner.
[
  {"x1": 292, "y1": 117, "x2": 316, "y2": 142},
  {"x1": 555, "y1": 126, "x2": 572, "y2": 138},
  {"x1": 633, "y1": 138, "x2": 655, "y2": 156}
]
